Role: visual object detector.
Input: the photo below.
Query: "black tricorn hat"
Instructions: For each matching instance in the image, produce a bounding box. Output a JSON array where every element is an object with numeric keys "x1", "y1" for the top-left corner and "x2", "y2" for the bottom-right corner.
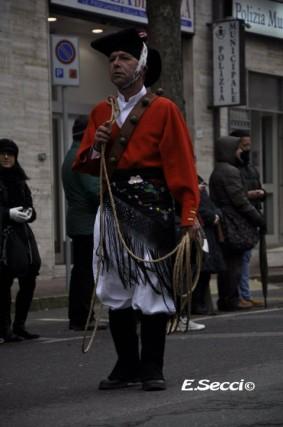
[
  {"x1": 230, "y1": 129, "x2": 250, "y2": 138},
  {"x1": 91, "y1": 28, "x2": 161, "y2": 87}
]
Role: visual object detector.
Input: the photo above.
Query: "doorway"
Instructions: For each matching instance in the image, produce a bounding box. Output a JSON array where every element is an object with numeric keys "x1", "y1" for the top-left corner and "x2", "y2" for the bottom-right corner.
[
  {"x1": 52, "y1": 114, "x2": 75, "y2": 264},
  {"x1": 251, "y1": 111, "x2": 283, "y2": 245}
]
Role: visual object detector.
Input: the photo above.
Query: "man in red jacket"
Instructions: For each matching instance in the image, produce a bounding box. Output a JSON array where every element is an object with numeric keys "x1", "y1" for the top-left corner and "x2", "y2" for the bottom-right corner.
[{"x1": 73, "y1": 28, "x2": 199, "y2": 391}]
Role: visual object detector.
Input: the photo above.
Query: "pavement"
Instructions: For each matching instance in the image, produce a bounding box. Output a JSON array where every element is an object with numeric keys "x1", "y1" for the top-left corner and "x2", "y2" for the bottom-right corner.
[
  {"x1": 3, "y1": 294, "x2": 283, "y2": 426},
  {"x1": 4, "y1": 258, "x2": 283, "y2": 426},
  {"x1": 10, "y1": 263, "x2": 283, "y2": 312}
]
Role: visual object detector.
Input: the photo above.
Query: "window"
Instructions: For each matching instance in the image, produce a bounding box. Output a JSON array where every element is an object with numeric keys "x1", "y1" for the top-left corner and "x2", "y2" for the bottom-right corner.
[{"x1": 249, "y1": 72, "x2": 283, "y2": 112}]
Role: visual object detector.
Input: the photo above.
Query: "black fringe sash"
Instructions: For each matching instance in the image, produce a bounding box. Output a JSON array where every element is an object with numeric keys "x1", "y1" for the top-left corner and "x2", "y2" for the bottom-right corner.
[{"x1": 102, "y1": 168, "x2": 176, "y2": 295}]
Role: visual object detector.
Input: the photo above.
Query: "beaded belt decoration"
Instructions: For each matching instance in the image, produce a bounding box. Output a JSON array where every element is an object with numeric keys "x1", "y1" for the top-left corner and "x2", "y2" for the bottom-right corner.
[{"x1": 101, "y1": 168, "x2": 176, "y2": 296}]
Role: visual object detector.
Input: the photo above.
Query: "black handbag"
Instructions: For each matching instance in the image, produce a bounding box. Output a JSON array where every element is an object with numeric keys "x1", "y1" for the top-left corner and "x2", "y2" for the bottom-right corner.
[
  {"x1": 221, "y1": 206, "x2": 259, "y2": 253},
  {"x1": 0, "y1": 224, "x2": 41, "y2": 277}
]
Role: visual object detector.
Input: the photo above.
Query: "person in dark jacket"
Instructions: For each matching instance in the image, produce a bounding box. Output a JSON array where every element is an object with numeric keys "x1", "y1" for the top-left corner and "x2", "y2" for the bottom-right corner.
[
  {"x1": 230, "y1": 129, "x2": 266, "y2": 307},
  {"x1": 191, "y1": 176, "x2": 226, "y2": 314},
  {"x1": 0, "y1": 139, "x2": 41, "y2": 342},
  {"x1": 62, "y1": 116, "x2": 100, "y2": 330},
  {"x1": 209, "y1": 136, "x2": 266, "y2": 311}
]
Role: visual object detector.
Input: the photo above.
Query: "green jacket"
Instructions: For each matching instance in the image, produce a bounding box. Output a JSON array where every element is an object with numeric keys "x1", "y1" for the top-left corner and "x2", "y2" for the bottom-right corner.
[{"x1": 62, "y1": 140, "x2": 99, "y2": 237}]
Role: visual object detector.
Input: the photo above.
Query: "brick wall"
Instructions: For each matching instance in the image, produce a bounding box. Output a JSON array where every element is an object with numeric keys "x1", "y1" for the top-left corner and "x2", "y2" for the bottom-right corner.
[
  {"x1": 0, "y1": 0, "x2": 55, "y2": 276},
  {"x1": 184, "y1": 0, "x2": 215, "y2": 182}
]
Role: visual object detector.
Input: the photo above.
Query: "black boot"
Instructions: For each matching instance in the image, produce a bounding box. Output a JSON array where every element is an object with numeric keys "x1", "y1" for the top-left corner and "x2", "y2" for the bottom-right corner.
[
  {"x1": 1, "y1": 329, "x2": 23, "y2": 343},
  {"x1": 12, "y1": 326, "x2": 40, "y2": 340},
  {"x1": 99, "y1": 307, "x2": 140, "y2": 390},
  {"x1": 13, "y1": 275, "x2": 39, "y2": 339},
  {"x1": 140, "y1": 313, "x2": 169, "y2": 391}
]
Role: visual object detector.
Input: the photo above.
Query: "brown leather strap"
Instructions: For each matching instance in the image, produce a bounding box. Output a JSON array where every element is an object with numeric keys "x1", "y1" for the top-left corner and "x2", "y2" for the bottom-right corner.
[{"x1": 105, "y1": 91, "x2": 157, "y2": 179}]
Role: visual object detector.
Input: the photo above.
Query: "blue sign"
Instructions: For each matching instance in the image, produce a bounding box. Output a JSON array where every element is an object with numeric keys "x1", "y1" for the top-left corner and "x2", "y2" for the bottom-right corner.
[
  {"x1": 55, "y1": 68, "x2": 64, "y2": 78},
  {"x1": 55, "y1": 40, "x2": 76, "y2": 64}
]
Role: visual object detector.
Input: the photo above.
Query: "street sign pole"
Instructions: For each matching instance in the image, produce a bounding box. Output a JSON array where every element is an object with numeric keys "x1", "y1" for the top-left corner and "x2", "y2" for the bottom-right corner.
[
  {"x1": 51, "y1": 35, "x2": 80, "y2": 291},
  {"x1": 61, "y1": 85, "x2": 72, "y2": 290}
]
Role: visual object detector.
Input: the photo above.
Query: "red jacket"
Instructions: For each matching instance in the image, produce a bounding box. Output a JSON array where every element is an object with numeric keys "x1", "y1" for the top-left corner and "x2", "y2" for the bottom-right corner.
[{"x1": 73, "y1": 95, "x2": 199, "y2": 226}]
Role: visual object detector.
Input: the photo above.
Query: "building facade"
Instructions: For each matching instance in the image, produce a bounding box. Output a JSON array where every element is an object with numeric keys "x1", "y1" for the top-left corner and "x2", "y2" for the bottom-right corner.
[{"x1": 0, "y1": 0, "x2": 282, "y2": 277}]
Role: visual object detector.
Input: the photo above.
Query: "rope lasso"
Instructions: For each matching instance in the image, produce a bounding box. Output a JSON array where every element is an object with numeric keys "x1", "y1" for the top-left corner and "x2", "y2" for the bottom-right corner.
[{"x1": 81, "y1": 103, "x2": 203, "y2": 352}]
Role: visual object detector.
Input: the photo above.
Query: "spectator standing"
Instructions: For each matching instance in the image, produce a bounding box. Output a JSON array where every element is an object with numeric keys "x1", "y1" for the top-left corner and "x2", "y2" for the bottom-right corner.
[
  {"x1": 209, "y1": 136, "x2": 266, "y2": 311},
  {"x1": 0, "y1": 139, "x2": 41, "y2": 342},
  {"x1": 230, "y1": 129, "x2": 265, "y2": 307},
  {"x1": 62, "y1": 117, "x2": 100, "y2": 330},
  {"x1": 73, "y1": 28, "x2": 200, "y2": 391},
  {"x1": 191, "y1": 176, "x2": 226, "y2": 315}
]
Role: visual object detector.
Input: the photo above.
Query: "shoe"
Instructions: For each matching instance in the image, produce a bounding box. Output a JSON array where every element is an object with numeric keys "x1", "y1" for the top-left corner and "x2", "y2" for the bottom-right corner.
[
  {"x1": 188, "y1": 320, "x2": 206, "y2": 331},
  {"x1": 1, "y1": 333, "x2": 24, "y2": 343},
  {"x1": 13, "y1": 327, "x2": 40, "y2": 340},
  {"x1": 1, "y1": 327, "x2": 24, "y2": 342},
  {"x1": 191, "y1": 305, "x2": 209, "y2": 315},
  {"x1": 246, "y1": 298, "x2": 264, "y2": 307},
  {"x1": 218, "y1": 301, "x2": 241, "y2": 311},
  {"x1": 142, "y1": 378, "x2": 166, "y2": 391},
  {"x1": 98, "y1": 377, "x2": 141, "y2": 390},
  {"x1": 238, "y1": 299, "x2": 253, "y2": 309},
  {"x1": 0, "y1": 331, "x2": 23, "y2": 344},
  {"x1": 176, "y1": 317, "x2": 206, "y2": 332}
]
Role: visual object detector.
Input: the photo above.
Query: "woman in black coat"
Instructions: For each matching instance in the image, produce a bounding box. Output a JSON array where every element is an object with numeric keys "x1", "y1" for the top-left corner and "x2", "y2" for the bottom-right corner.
[{"x1": 0, "y1": 139, "x2": 41, "y2": 342}]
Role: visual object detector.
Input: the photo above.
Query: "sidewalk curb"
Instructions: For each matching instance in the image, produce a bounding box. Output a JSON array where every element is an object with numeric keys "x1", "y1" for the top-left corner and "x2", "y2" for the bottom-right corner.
[
  {"x1": 12, "y1": 295, "x2": 68, "y2": 312},
  {"x1": 11, "y1": 272, "x2": 283, "y2": 312},
  {"x1": 30, "y1": 295, "x2": 69, "y2": 311}
]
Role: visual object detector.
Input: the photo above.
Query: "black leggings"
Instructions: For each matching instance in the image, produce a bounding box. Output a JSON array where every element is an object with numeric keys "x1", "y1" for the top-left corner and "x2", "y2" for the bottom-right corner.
[{"x1": 0, "y1": 269, "x2": 36, "y2": 335}]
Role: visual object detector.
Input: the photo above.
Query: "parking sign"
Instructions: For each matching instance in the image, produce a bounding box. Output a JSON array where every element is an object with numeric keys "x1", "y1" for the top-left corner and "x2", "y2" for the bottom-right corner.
[{"x1": 51, "y1": 35, "x2": 80, "y2": 86}]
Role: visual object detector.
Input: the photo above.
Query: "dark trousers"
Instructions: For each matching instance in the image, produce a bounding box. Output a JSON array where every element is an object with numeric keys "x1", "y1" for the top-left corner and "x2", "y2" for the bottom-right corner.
[
  {"x1": 68, "y1": 234, "x2": 94, "y2": 326},
  {"x1": 217, "y1": 252, "x2": 242, "y2": 310},
  {"x1": 0, "y1": 269, "x2": 36, "y2": 336},
  {"x1": 192, "y1": 271, "x2": 211, "y2": 313}
]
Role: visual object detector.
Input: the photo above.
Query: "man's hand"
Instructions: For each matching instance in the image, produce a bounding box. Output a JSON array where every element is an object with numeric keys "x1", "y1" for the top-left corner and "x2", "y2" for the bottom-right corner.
[
  {"x1": 181, "y1": 218, "x2": 201, "y2": 240},
  {"x1": 247, "y1": 189, "x2": 265, "y2": 200},
  {"x1": 198, "y1": 183, "x2": 206, "y2": 192},
  {"x1": 94, "y1": 121, "x2": 112, "y2": 150},
  {"x1": 213, "y1": 214, "x2": 220, "y2": 225}
]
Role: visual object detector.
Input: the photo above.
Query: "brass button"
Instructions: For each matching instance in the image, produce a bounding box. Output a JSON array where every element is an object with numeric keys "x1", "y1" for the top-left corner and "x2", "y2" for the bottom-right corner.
[
  {"x1": 156, "y1": 88, "x2": 164, "y2": 96},
  {"x1": 130, "y1": 115, "x2": 139, "y2": 125},
  {"x1": 142, "y1": 97, "x2": 150, "y2": 106},
  {"x1": 119, "y1": 136, "x2": 127, "y2": 146}
]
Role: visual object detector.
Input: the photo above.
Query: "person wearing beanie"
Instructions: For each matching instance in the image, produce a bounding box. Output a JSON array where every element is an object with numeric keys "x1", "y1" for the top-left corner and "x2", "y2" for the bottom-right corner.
[
  {"x1": 0, "y1": 139, "x2": 41, "y2": 342},
  {"x1": 73, "y1": 28, "x2": 199, "y2": 391},
  {"x1": 230, "y1": 129, "x2": 266, "y2": 308},
  {"x1": 62, "y1": 116, "x2": 101, "y2": 331}
]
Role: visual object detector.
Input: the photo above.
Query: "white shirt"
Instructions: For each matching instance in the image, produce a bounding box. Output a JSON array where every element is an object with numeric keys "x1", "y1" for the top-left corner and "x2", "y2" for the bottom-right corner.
[
  {"x1": 90, "y1": 85, "x2": 147, "y2": 159},
  {"x1": 116, "y1": 85, "x2": 147, "y2": 127}
]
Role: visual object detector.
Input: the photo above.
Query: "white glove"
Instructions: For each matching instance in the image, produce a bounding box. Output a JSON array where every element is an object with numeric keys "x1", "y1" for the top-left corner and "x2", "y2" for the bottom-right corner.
[
  {"x1": 24, "y1": 207, "x2": 33, "y2": 221},
  {"x1": 9, "y1": 206, "x2": 30, "y2": 223}
]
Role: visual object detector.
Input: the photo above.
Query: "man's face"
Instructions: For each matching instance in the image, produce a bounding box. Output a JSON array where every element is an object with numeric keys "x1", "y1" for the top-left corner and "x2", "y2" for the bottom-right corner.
[
  {"x1": 109, "y1": 50, "x2": 139, "y2": 88},
  {"x1": 240, "y1": 136, "x2": 252, "y2": 151}
]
